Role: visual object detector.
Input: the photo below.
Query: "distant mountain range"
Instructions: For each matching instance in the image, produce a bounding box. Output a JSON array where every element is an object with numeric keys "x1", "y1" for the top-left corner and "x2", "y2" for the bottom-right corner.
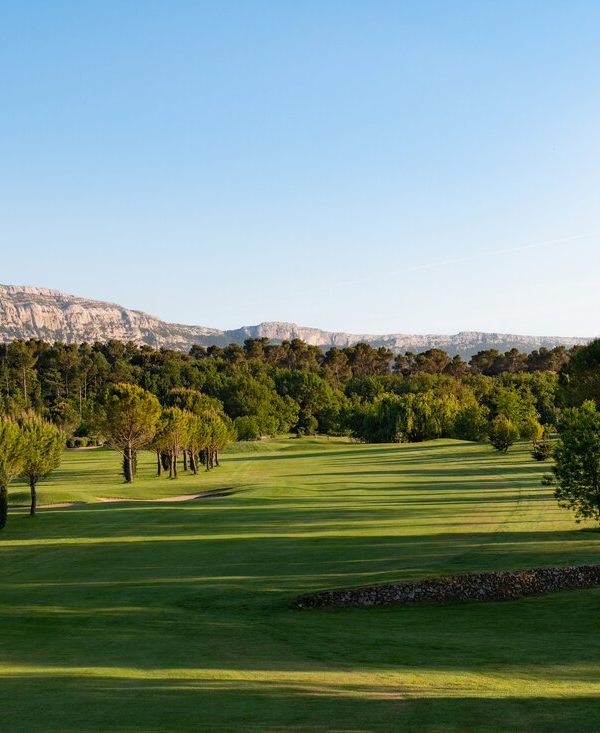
[{"x1": 0, "y1": 284, "x2": 591, "y2": 359}]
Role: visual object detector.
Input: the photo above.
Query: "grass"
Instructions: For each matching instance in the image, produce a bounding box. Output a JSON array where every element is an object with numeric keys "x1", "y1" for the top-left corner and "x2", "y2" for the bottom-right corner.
[{"x1": 1, "y1": 437, "x2": 600, "y2": 731}]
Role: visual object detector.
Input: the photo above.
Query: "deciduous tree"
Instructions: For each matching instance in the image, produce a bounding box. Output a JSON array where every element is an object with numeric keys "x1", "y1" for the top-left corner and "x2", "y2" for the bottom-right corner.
[
  {"x1": 553, "y1": 401, "x2": 600, "y2": 524},
  {"x1": 488, "y1": 415, "x2": 518, "y2": 453}
]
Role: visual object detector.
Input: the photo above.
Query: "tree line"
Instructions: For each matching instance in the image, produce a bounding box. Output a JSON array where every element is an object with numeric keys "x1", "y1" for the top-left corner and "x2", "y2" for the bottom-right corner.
[{"x1": 0, "y1": 338, "x2": 583, "y2": 445}]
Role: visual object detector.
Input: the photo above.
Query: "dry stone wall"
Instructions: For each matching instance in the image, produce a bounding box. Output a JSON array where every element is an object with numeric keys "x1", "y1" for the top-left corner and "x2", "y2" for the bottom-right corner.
[{"x1": 296, "y1": 565, "x2": 600, "y2": 608}]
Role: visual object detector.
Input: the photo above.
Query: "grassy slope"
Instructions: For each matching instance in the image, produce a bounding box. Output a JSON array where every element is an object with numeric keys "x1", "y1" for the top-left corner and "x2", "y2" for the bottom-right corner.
[{"x1": 1, "y1": 438, "x2": 600, "y2": 732}]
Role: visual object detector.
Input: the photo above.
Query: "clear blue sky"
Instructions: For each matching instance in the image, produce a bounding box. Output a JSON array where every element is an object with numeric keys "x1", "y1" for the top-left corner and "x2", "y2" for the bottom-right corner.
[{"x1": 1, "y1": 1, "x2": 598, "y2": 336}]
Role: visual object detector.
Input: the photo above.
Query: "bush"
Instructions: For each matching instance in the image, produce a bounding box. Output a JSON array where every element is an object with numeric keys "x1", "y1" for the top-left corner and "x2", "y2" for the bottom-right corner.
[
  {"x1": 234, "y1": 416, "x2": 261, "y2": 441},
  {"x1": 532, "y1": 440, "x2": 552, "y2": 461},
  {"x1": 519, "y1": 416, "x2": 544, "y2": 443},
  {"x1": 67, "y1": 437, "x2": 91, "y2": 448},
  {"x1": 489, "y1": 415, "x2": 519, "y2": 453}
]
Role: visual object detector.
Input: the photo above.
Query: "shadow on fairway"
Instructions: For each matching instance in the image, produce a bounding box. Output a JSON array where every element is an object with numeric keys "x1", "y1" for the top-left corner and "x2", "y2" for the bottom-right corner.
[{"x1": 1, "y1": 670, "x2": 599, "y2": 733}]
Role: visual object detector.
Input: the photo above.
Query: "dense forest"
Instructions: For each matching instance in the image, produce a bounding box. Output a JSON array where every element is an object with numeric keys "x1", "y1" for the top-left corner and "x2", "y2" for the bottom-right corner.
[{"x1": 0, "y1": 337, "x2": 594, "y2": 447}]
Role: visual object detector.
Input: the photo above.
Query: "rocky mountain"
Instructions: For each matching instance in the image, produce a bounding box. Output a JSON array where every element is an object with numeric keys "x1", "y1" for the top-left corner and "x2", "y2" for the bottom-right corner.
[{"x1": 0, "y1": 284, "x2": 591, "y2": 358}]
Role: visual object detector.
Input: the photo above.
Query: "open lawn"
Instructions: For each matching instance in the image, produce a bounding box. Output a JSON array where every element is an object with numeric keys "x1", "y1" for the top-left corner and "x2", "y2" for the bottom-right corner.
[{"x1": 1, "y1": 438, "x2": 600, "y2": 732}]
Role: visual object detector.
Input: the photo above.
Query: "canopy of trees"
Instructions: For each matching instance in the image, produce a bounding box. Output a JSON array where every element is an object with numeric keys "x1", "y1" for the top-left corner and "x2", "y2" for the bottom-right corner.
[{"x1": 0, "y1": 336, "x2": 591, "y2": 454}]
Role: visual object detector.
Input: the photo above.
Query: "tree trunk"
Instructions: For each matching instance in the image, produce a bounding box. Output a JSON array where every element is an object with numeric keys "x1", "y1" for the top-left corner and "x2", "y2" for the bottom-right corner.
[
  {"x1": 0, "y1": 486, "x2": 7, "y2": 530},
  {"x1": 183, "y1": 450, "x2": 188, "y2": 472},
  {"x1": 189, "y1": 450, "x2": 197, "y2": 474},
  {"x1": 172, "y1": 450, "x2": 178, "y2": 478},
  {"x1": 29, "y1": 476, "x2": 37, "y2": 516},
  {"x1": 156, "y1": 450, "x2": 162, "y2": 477},
  {"x1": 215, "y1": 450, "x2": 219, "y2": 467},
  {"x1": 124, "y1": 445, "x2": 134, "y2": 483}
]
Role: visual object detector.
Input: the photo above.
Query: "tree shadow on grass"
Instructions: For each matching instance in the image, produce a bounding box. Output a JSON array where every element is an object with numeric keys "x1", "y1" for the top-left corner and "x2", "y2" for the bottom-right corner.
[
  {"x1": 1, "y1": 672, "x2": 599, "y2": 732},
  {"x1": 223, "y1": 442, "x2": 481, "y2": 465}
]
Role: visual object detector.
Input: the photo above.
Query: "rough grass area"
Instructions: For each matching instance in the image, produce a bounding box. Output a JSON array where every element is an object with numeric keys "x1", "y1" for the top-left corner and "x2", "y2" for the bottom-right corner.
[{"x1": 2, "y1": 438, "x2": 600, "y2": 731}]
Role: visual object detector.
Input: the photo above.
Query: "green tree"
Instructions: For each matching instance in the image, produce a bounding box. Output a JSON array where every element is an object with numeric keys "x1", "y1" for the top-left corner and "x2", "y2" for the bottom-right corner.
[
  {"x1": 48, "y1": 399, "x2": 80, "y2": 437},
  {"x1": 552, "y1": 401, "x2": 600, "y2": 524},
  {"x1": 532, "y1": 440, "x2": 552, "y2": 461},
  {"x1": 488, "y1": 415, "x2": 518, "y2": 453},
  {"x1": 453, "y1": 404, "x2": 489, "y2": 441},
  {"x1": 165, "y1": 387, "x2": 223, "y2": 414},
  {"x1": 98, "y1": 384, "x2": 161, "y2": 482},
  {"x1": 207, "y1": 413, "x2": 235, "y2": 467},
  {"x1": 559, "y1": 339, "x2": 600, "y2": 407},
  {"x1": 234, "y1": 415, "x2": 261, "y2": 440},
  {"x1": 519, "y1": 415, "x2": 544, "y2": 444},
  {"x1": 153, "y1": 407, "x2": 192, "y2": 478},
  {"x1": 322, "y1": 347, "x2": 352, "y2": 386},
  {"x1": 6, "y1": 340, "x2": 38, "y2": 404},
  {"x1": 0, "y1": 417, "x2": 26, "y2": 529},
  {"x1": 413, "y1": 348, "x2": 451, "y2": 375},
  {"x1": 19, "y1": 414, "x2": 64, "y2": 516},
  {"x1": 492, "y1": 386, "x2": 539, "y2": 436}
]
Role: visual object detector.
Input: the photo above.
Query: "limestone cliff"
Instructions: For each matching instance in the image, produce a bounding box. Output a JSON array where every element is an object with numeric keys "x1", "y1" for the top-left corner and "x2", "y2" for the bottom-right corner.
[{"x1": 0, "y1": 285, "x2": 590, "y2": 358}]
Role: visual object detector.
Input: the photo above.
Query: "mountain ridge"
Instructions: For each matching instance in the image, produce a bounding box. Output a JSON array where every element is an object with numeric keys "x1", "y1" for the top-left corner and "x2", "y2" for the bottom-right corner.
[{"x1": 0, "y1": 284, "x2": 591, "y2": 359}]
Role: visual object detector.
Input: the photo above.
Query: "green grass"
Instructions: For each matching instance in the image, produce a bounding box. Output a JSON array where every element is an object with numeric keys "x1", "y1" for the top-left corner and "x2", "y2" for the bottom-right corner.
[{"x1": 2, "y1": 438, "x2": 600, "y2": 732}]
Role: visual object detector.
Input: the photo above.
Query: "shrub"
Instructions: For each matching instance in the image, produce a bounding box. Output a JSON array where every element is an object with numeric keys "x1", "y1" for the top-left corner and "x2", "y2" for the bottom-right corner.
[
  {"x1": 489, "y1": 414, "x2": 519, "y2": 453},
  {"x1": 234, "y1": 416, "x2": 261, "y2": 441},
  {"x1": 519, "y1": 416, "x2": 544, "y2": 443},
  {"x1": 532, "y1": 440, "x2": 552, "y2": 461}
]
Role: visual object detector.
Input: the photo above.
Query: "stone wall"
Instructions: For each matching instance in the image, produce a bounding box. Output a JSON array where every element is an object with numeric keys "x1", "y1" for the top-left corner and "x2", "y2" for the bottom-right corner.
[{"x1": 296, "y1": 565, "x2": 600, "y2": 608}]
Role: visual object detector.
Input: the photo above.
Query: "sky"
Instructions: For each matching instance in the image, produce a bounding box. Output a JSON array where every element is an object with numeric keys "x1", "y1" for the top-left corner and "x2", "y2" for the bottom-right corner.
[{"x1": 1, "y1": 1, "x2": 599, "y2": 336}]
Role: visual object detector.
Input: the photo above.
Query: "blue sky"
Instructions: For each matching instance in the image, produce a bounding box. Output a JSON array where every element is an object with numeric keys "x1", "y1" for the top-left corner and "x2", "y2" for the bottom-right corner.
[{"x1": 1, "y1": 1, "x2": 598, "y2": 335}]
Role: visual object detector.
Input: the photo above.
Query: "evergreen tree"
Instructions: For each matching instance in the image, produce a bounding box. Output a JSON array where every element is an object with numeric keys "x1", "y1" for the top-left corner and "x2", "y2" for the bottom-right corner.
[
  {"x1": 0, "y1": 418, "x2": 26, "y2": 529},
  {"x1": 98, "y1": 384, "x2": 161, "y2": 482},
  {"x1": 19, "y1": 414, "x2": 64, "y2": 516}
]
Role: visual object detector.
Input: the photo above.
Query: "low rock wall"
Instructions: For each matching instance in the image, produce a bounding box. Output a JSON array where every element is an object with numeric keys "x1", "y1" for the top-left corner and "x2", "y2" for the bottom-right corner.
[{"x1": 296, "y1": 565, "x2": 600, "y2": 608}]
